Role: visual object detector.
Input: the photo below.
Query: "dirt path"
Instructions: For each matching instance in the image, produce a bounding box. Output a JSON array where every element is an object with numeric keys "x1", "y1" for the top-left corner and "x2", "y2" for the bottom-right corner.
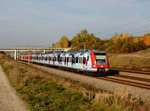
[{"x1": 0, "y1": 66, "x2": 28, "y2": 111}]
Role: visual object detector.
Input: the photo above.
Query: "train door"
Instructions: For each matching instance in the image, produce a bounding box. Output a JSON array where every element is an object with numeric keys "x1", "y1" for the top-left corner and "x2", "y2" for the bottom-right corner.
[
  {"x1": 78, "y1": 55, "x2": 82, "y2": 69},
  {"x1": 82, "y1": 52, "x2": 89, "y2": 70},
  {"x1": 71, "y1": 53, "x2": 77, "y2": 69},
  {"x1": 72, "y1": 53, "x2": 79, "y2": 70},
  {"x1": 68, "y1": 54, "x2": 72, "y2": 68},
  {"x1": 87, "y1": 54, "x2": 92, "y2": 71}
]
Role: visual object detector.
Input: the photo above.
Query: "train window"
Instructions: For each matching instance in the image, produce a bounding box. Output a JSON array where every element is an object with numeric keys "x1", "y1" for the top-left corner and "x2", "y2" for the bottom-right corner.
[
  {"x1": 95, "y1": 52, "x2": 106, "y2": 65},
  {"x1": 76, "y1": 57, "x2": 78, "y2": 63},
  {"x1": 45, "y1": 57, "x2": 47, "y2": 61},
  {"x1": 67, "y1": 57, "x2": 69, "y2": 63},
  {"x1": 62, "y1": 57, "x2": 65, "y2": 62},
  {"x1": 94, "y1": 52, "x2": 106, "y2": 55},
  {"x1": 72, "y1": 56, "x2": 75, "y2": 63},
  {"x1": 79, "y1": 57, "x2": 82, "y2": 63},
  {"x1": 87, "y1": 56, "x2": 89, "y2": 61},
  {"x1": 55, "y1": 56, "x2": 57, "y2": 61},
  {"x1": 48, "y1": 56, "x2": 50, "y2": 61},
  {"x1": 57, "y1": 56, "x2": 59, "y2": 62},
  {"x1": 54, "y1": 56, "x2": 56, "y2": 61},
  {"x1": 83, "y1": 57, "x2": 86, "y2": 64},
  {"x1": 69, "y1": 57, "x2": 72, "y2": 63},
  {"x1": 60, "y1": 57, "x2": 62, "y2": 62},
  {"x1": 79, "y1": 57, "x2": 81, "y2": 63}
]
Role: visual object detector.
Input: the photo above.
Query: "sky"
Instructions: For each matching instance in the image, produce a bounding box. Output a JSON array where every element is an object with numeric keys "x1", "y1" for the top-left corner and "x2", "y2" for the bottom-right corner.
[{"x1": 0, "y1": 0, "x2": 150, "y2": 48}]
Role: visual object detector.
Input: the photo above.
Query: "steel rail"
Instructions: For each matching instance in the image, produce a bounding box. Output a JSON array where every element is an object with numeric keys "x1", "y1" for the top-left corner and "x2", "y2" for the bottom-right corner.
[
  {"x1": 110, "y1": 67, "x2": 150, "y2": 75},
  {"x1": 114, "y1": 75, "x2": 150, "y2": 82},
  {"x1": 99, "y1": 77, "x2": 150, "y2": 90}
]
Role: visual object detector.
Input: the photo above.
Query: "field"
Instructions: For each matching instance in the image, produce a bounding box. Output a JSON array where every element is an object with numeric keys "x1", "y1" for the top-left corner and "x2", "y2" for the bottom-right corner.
[
  {"x1": 0, "y1": 54, "x2": 149, "y2": 111},
  {"x1": 109, "y1": 48, "x2": 150, "y2": 71}
]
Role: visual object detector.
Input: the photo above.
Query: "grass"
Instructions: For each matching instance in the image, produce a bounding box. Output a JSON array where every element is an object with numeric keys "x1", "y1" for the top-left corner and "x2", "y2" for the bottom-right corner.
[
  {"x1": 109, "y1": 48, "x2": 150, "y2": 71},
  {"x1": 0, "y1": 54, "x2": 149, "y2": 111}
]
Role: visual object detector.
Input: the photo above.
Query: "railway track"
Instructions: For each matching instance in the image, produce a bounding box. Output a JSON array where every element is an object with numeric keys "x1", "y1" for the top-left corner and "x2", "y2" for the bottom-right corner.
[
  {"x1": 114, "y1": 75, "x2": 150, "y2": 82},
  {"x1": 98, "y1": 76, "x2": 150, "y2": 90},
  {"x1": 22, "y1": 61, "x2": 150, "y2": 90},
  {"x1": 96, "y1": 68, "x2": 150, "y2": 90},
  {"x1": 110, "y1": 67, "x2": 150, "y2": 75}
]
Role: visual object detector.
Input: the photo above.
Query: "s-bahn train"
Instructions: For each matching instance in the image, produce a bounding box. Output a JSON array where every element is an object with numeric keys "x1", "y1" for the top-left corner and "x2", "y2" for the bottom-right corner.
[{"x1": 19, "y1": 50, "x2": 109, "y2": 76}]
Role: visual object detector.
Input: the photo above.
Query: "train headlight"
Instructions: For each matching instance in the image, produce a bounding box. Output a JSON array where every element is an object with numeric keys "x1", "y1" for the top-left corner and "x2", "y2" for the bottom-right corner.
[
  {"x1": 105, "y1": 68, "x2": 109, "y2": 71},
  {"x1": 100, "y1": 65, "x2": 104, "y2": 68}
]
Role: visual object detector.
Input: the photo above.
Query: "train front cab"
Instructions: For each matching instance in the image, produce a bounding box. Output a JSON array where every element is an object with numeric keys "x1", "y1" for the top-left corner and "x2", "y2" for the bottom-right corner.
[{"x1": 90, "y1": 51, "x2": 109, "y2": 76}]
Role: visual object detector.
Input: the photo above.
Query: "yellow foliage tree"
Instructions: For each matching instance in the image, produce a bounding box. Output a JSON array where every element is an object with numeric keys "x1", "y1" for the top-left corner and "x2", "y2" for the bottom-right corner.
[
  {"x1": 132, "y1": 37, "x2": 141, "y2": 43},
  {"x1": 143, "y1": 35, "x2": 150, "y2": 46},
  {"x1": 54, "y1": 36, "x2": 69, "y2": 48},
  {"x1": 111, "y1": 32, "x2": 120, "y2": 44},
  {"x1": 120, "y1": 32, "x2": 129, "y2": 41}
]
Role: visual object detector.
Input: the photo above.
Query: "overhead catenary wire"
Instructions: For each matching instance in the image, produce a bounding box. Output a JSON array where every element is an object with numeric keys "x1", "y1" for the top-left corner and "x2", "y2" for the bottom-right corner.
[
  {"x1": 130, "y1": 29, "x2": 150, "y2": 35},
  {"x1": 98, "y1": 16, "x2": 150, "y2": 37}
]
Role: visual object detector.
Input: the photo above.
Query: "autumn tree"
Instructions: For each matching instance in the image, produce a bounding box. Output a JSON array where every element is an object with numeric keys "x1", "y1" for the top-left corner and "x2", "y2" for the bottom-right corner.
[
  {"x1": 143, "y1": 33, "x2": 150, "y2": 46},
  {"x1": 109, "y1": 32, "x2": 121, "y2": 45},
  {"x1": 52, "y1": 29, "x2": 150, "y2": 53},
  {"x1": 54, "y1": 36, "x2": 69, "y2": 48},
  {"x1": 71, "y1": 29, "x2": 102, "y2": 51}
]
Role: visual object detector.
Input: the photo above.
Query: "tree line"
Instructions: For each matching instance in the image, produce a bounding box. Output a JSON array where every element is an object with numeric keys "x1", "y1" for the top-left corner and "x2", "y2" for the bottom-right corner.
[{"x1": 52, "y1": 29, "x2": 150, "y2": 53}]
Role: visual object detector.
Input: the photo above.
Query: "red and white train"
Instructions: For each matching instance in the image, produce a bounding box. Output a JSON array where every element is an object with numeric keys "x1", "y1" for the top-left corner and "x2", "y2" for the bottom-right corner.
[{"x1": 19, "y1": 50, "x2": 109, "y2": 76}]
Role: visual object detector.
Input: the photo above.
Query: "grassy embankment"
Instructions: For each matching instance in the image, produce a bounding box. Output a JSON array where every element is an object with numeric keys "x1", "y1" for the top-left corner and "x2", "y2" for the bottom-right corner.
[
  {"x1": 109, "y1": 48, "x2": 150, "y2": 71},
  {"x1": 0, "y1": 54, "x2": 149, "y2": 111}
]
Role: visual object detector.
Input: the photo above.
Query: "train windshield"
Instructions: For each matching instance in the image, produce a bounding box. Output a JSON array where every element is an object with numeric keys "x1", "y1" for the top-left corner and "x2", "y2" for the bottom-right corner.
[{"x1": 94, "y1": 52, "x2": 106, "y2": 65}]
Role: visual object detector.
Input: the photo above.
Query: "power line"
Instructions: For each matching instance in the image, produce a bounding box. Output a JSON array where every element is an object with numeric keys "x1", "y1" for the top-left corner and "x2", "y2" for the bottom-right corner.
[
  {"x1": 130, "y1": 29, "x2": 150, "y2": 35},
  {"x1": 99, "y1": 16, "x2": 150, "y2": 36}
]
